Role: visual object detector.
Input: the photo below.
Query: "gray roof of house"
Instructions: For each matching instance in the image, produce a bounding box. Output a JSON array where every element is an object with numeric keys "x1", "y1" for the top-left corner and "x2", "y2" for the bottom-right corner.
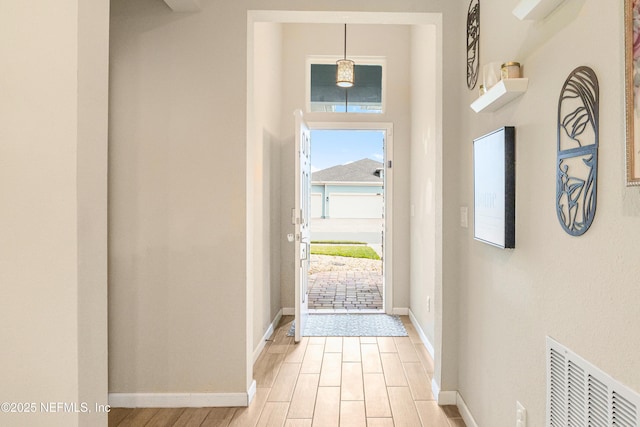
[{"x1": 312, "y1": 158, "x2": 383, "y2": 183}]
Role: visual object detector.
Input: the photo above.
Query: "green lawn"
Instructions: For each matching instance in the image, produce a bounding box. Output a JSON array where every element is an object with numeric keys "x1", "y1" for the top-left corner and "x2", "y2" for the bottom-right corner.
[
  {"x1": 310, "y1": 244, "x2": 380, "y2": 260},
  {"x1": 311, "y1": 240, "x2": 367, "y2": 245}
]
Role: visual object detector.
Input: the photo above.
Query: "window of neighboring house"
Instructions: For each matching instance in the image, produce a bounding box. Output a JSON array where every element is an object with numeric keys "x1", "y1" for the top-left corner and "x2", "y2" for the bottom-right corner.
[{"x1": 309, "y1": 63, "x2": 384, "y2": 113}]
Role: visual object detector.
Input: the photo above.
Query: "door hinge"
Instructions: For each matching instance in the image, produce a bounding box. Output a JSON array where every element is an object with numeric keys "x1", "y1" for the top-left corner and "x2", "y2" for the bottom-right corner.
[
  {"x1": 388, "y1": 160, "x2": 392, "y2": 168},
  {"x1": 291, "y1": 209, "x2": 303, "y2": 225}
]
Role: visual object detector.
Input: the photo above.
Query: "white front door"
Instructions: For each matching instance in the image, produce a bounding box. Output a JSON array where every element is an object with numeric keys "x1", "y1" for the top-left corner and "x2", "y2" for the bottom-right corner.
[{"x1": 294, "y1": 110, "x2": 311, "y2": 343}]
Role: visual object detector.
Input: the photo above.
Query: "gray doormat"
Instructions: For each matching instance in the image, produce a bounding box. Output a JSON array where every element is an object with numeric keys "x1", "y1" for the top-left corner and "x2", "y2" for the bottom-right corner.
[{"x1": 287, "y1": 314, "x2": 408, "y2": 337}]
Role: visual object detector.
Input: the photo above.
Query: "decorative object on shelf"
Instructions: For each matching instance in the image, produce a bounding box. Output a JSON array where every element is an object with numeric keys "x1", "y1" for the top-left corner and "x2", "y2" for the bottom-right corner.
[
  {"x1": 513, "y1": 0, "x2": 567, "y2": 21},
  {"x1": 556, "y1": 66, "x2": 599, "y2": 236},
  {"x1": 470, "y1": 78, "x2": 529, "y2": 113},
  {"x1": 466, "y1": 0, "x2": 480, "y2": 90},
  {"x1": 473, "y1": 127, "x2": 516, "y2": 249},
  {"x1": 336, "y1": 24, "x2": 355, "y2": 88},
  {"x1": 472, "y1": 60, "x2": 526, "y2": 113},
  {"x1": 501, "y1": 62, "x2": 521, "y2": 79},
  {"x1": 625, "y1": 0, "x2": 640, "y2": 185},
  {"x1": 482, "y1": 61, "x2": 502, "y2": 90}
]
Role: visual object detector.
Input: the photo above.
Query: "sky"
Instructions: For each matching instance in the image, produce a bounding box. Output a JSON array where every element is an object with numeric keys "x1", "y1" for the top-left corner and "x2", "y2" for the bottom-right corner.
[{"x1": 310, "y1": 129, "x2": 384, "y2": 172}]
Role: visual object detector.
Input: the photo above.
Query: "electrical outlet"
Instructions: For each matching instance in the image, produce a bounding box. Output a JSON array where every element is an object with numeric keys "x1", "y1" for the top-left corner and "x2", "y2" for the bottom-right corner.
[{"x1": 516, "y1": 401, "x2": 526, "y2": 427}]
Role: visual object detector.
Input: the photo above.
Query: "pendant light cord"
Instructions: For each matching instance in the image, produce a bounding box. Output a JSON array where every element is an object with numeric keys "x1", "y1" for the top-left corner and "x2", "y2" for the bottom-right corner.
[
  {"x1": 343, "y1": 24, "x2": 347, "y2": 60},
  {"x1": 345, "y1": 24, "x2": 349, "y2": 110}
]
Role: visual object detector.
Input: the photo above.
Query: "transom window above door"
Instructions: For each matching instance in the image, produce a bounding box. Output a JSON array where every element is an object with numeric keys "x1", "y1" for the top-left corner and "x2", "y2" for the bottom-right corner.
[{"x1": 308, "y1": 60, "x2": 384, "y2": 114}]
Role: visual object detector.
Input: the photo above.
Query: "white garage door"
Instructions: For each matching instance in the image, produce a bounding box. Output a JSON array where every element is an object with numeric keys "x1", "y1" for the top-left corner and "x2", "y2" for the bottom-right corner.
[
  {"x1": 311, "y1": 193, "x2": 323, "y2": 218},
  {"x1": 330, "y1": 193, "x2": 383, "y2": 219}
]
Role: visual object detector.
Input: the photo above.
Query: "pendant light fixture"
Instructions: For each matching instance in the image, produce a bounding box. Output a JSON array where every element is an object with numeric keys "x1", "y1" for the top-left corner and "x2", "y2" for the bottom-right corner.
[{"x1": 336, "y1": 24, "x2": 355, "y2": 88}]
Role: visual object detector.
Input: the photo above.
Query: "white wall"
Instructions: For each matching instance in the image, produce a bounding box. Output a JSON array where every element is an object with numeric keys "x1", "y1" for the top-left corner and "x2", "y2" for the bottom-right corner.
[
  {"x1": 0, "y1": 1, "x2": 109, "y2": 425},
  {"x1": 278, "y1": 23, "x2": 413, "y2": 311},
  {"x1": 456, "y1": 0, "x2": 640, "y2": 425},
  {"x1": 409, "y1": 25, "x2": 438, "y2": 348},
  {"x1": 250, "y1": 22, "x2": 283, "y2": 352},
  {"x1": 109, "y1": 0, "x2": 248, "y2": 394},
  {"x1": 77, "y1": 0, "x2": 110, "y2": 424}
]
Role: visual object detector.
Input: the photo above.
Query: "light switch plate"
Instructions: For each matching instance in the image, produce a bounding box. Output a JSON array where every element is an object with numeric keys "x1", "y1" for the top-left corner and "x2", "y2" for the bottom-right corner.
[{"x1": 460, "y1": 207, "x2": 468, "y2": 228}]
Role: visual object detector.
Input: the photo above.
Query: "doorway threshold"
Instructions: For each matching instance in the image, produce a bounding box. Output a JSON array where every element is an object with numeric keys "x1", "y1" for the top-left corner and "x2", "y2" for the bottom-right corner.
[
  {"x1": 287, "y1": 312, "x2": 407, "y2": 337},
  {"x1": 309, "y1": 308, "x2": 384, "y2": 314}
]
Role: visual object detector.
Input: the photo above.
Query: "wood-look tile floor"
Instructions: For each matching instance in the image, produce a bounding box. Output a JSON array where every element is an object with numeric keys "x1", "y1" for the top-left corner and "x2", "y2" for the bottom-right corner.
[{"x1": 109, "y1": 316, "x2": 466, "y2": 427}]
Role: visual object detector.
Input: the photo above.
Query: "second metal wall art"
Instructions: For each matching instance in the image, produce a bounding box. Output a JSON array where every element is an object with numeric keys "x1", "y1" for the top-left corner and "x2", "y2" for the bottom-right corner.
[{"x1": 556, "y1": 66, "x2": 599, "y2": 236}]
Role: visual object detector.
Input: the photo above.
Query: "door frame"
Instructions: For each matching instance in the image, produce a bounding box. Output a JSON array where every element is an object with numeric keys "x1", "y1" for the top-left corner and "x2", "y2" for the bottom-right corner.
[
  {"x1": 247, "y1": 9, "x2": 445, "y2": 406},
  {"x1": 309, "y1": 121, "x2": 394, "y2": 314},
  {"x1": 294, "y1": 110, "x2": 311, "y2": 342}
]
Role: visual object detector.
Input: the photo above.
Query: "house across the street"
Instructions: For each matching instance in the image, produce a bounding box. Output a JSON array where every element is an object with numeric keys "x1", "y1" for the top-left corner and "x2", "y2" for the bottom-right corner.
[{"x1": 311, "y1": 158, "x2": 384, "y2": 219}]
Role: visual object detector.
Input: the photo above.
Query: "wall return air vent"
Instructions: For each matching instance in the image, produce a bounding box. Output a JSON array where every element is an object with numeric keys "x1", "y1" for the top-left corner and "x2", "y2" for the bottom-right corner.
[{"x1": 547, "y1": 336, "x2": 640, "y2": 426}]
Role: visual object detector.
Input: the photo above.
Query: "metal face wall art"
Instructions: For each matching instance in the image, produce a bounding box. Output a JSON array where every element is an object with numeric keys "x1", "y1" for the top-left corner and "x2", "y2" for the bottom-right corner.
[
  {"x1": 556, "y1": 66, "x2": 599, "y2": 236},
  {"x1": 467, "y1": 0, "x2": 480, "y2": 90}
]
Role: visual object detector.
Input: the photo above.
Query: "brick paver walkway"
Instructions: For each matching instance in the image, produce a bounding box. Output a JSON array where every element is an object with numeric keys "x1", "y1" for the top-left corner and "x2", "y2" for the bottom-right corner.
[{"x1": 308, "y1": 255, "x2": 383, "y2": 310}]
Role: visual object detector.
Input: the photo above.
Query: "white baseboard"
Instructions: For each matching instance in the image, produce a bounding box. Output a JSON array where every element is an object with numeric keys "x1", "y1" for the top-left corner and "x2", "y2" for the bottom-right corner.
[
  {"x1": 429, "y1": 381, "x2": 478, "y2": 426},
  {"x1": 108, "y1": 390, "x2": 251, "y2": 408},
  {"x1": 253, "y1": 309, "x2": 283, "y2": 363},
  {"x1": 410, "y1": 311, "x2": 473, "y2": 421},
  {"x1": 408, "y1": 309, "x2": 435, "y2": 359},
  {"x1": 247, "y1": 380, "x2": 257, "y2": 405},
  {"x1": 437, "y1": 390, "x2": 458, "y2": 405},
  {"x1": 431, "y1": 378, "x2": 441, "y2": 403},
  {"x1": 392, "y1": 307, "x2": 409, "y2": 315},
  {"x1": 431, "y1": 378, "x2": 457, "y2": 405},
  {"x1": 457, "y1": 392, "x2": 479, "y2": 427},
  {"x1": 282, "y1": 307, "x2": 294, "y2": 316}
]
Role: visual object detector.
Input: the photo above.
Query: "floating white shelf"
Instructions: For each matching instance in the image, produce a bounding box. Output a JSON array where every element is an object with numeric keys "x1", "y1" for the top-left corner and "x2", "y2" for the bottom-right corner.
[
  {"x1": 470, "y1": 78, "x2": 529, "y2": 113},
  {"x1": 512, "y1": 0, "x2": 566, "y2": 20}
]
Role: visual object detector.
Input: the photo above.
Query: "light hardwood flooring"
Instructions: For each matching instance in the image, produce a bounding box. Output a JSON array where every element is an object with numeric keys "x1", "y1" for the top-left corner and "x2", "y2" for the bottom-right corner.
[{"x1": 109, "y1": 316, "x2": 465, "y2": 427}]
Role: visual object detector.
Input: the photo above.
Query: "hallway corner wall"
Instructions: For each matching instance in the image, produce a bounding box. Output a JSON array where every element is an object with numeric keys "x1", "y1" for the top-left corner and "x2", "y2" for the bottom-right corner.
[
  {"x1": 109, "y1": 0, "x2": 248, "y2": 396},
  {"x1": 0, "y1": 1, "x2": 110, "y2": 425},
  {"x1": 409, "y1": 24, "x2": 438, "y2": 352},
  {"x1": 250, "y1": 21, "x2": 284, "y2": 353}
]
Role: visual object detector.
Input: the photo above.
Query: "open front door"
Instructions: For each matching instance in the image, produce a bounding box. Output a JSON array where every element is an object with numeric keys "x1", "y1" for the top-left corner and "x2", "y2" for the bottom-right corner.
[{"x1": 294, "y1": 110, "x2": 311, "y2": 343}]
